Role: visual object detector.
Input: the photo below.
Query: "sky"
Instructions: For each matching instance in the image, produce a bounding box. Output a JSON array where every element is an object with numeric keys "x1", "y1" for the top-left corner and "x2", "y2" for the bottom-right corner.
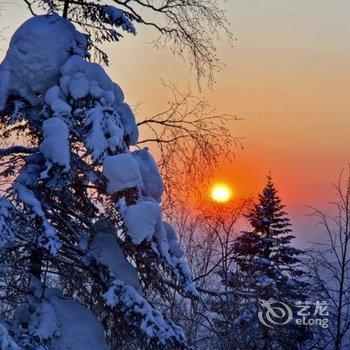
[{"x1": 1, "y1": 0, "x2": 350, "y2": 246}]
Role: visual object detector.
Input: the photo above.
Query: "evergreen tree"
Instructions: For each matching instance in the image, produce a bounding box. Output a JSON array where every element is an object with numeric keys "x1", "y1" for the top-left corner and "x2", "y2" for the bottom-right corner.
[
  {"x1": 212, "y1": 175, "x2": 311, "y2": 349},
  {"x1": 0, "y1": 14, "x2": 197, "y2": 349},
  {"x1": 236, "y1": 175, "x2": 305, "y2": 299}
]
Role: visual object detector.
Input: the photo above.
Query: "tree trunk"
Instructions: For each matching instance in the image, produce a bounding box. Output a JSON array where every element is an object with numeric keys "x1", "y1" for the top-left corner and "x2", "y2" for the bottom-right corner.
[
  {"x1": 63, "y1": 0, "x2": 70, "y2": 18},
  {"x1": 29, "y1": 248, "x2": 44, "y2": 280}
]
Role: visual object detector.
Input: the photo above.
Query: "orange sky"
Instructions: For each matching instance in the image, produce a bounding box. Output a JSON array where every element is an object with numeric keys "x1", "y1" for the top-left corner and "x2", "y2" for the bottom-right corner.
[{"x1": 1, "y1": 1, "x2": 350, "y2": 246}]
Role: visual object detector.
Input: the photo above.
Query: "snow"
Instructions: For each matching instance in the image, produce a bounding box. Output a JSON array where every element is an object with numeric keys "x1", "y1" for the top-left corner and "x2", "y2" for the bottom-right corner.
[
  {"x1": 45, "y1": 86, "x2": 72, "y2": 115},
  {"x1": 102, "y1": 5, "x2": 137, "y2": 34},
  {"x1": 30, "y1": 301, "x2": 58, "y2": 341},
  {"x1": 40, "y1": 117, "x2": 70, "y2": 170},
  {"x1": 83, "y1": 105, "x2": 126, "y2": 160},
  {"x1": 0, "y1": 15, "x2": 140, "y2": 159},
  {"x1": 153, "y1": 220, "x2": 186, "y2": 268},
  {"x1": 154, "y1": 221, "x2": 172, "y2": 265},
  {"x1": 16, "y1": 185, "x2": 44, "y2": 217},
  {"x1": 90, "y1": 231, "x2": 141, "y2": 291},
  {"x1": 89, "y1": 84, "x2": 104, "y2": 98},
  {"x1": 85, "y1": 107, "x2": 118, "y2": 159},
  {"x1": 257, "y1": 274, "x2": 275, "y2": 288},
  {"x1": 118, "y1": 103, "x2": 139, "y2": 145},
  {"x1": 124, "y1": 201, "x2": 161, "y2": 244},
  {"x1": 58, "y1": 75, "x2": 71, "y2": 97},
  {"x1": 163, "y1": 221, "x2": 184, "y2": 259},
  {"x1": 68, "y1": 73, "x2": 90, "y2": 100},
  {"x1": 15, "y1": 185, "x2": 61, "y2": 255},
  {"x1": 0, "y1": 15, "x2": 87, "y2": 111},
  {"x1": 50, "y1": 297, "x2": 108, "y2": 350},
  {"x1": 133, "y1": 148, "x2": 164, "y2": 202},
  {"x1": 256, "y1": 257, "x2": 272, "y2": 266},
  {"x1": 39, "y1": 221, "x2": 61, "y2": 255},
  {"x1": 0, "y1": 324, "x2": 19, "y2": 350},
  {"x1": 44, "y1": 85, "x2": 61, "y2": 105},
  {"x1": 103, "y1": 154, "x2": 142, "y2": 194},
  {"x1": 13, "y1": 296, "x2": 108, "y2": 350},
  {"x1": 177, "y1": 260, "x2": 198, "y2": 296},
  {"x1": 113, "y1": 83, "x2": 125, "y2": 104},
  {"x1": 163, "y1": 221, "x2": 177, "y2": 241},
  {"x1": 50, "y1": 98, "x2": 72, "y2": 115},
  {"x1": 0, "y1": 60, "x2": 10, "y2": 113},
  {"x1": 104, "y1": 278, "x2": 185, "y2": 345},
  {"x1": 53, "y1": 61, "x2": 129, "y2": 158},
  {"x1": 0, "y1": 14, "x2": 196, "y2": 348},
  {"x1": 105, "y1": 118, "x2": 124, "y2": 150},
  {"x1": 60, "y1": 55, "x2": 114, "y2": 94}
]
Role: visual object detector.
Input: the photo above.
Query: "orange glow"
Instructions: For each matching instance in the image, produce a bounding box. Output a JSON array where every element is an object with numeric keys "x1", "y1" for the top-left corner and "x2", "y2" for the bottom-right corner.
[{"x1": 211, "y1": 183, "x2": 233, "y2": 203}]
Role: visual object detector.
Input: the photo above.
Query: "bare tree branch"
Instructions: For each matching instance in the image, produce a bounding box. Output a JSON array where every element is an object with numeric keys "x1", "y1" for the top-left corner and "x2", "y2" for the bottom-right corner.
[
  {"x1": 136, "y1": 82, "x2": 241, "y2": 210},
  {"x1": 0, "y1": 146, "x2": 37, "y2": 157},
  {"x1": 307, "y1": 167, "x2": 350, "y2": 350},
  {"x1": 18, "y1": 0, "x2": 233, "y2": 86}
]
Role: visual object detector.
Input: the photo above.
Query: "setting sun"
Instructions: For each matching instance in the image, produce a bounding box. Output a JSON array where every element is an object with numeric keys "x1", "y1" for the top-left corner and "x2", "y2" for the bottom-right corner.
[{"x1": 211, "y1": 183, "x2": 233, "y2": 203}]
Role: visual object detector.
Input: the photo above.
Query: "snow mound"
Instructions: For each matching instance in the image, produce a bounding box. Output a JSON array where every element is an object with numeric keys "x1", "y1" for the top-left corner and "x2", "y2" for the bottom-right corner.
[
  {"x1": 50, "y1": 297, "x2": 108, "y2": 350},
  {"x1": 163, "y1": 221, "x2": 184, "y2": 259},
  {"x1": 13, "y1": 296, "x2": 108, "y2": 350},
  {"x1": 84, "y1": 106, "x2": 125, "y2": 160},
  {"x1": 133, "y1": 148, "x2": 163, "y2": 202},
  {"x1": 154, "y1": 221, "x2": 172, "y2": 264},
  {"x1": 90, "y1": 231, "x2": 141, "y2": 291},
  {"x1": 60, "y1": 55, "x2": 115, "y2": 97},
  {"x1": 41, "y1": 117, "x2": 70, "y2": 170},
  {"x1": 118, "y1": 103, "x2": 139, "y2": 145},
  {"x1": 103, "y1": 154, "x2": 142, "y2": 194},
  {"x1": 124, "y1": 201, "x2": 161, "y2": 244},
  {"x1": 152, "y1": 220, "x2": 186, "y2": 265},
  {"x1": 44, "y1": 85, "x2": 72, "y2": 115},
  {"x1": 0, "y1": 14, "x2": 87, "y2": 111},
  {"x1": 30, "y1": 301, "x2": 58, "y2": 341},
  {"x1": 0, "y1": 324, "x2": 19, "y2": 350},
  {"x1": 51, "y1": 55, "x2": 139, "y2": 157}
]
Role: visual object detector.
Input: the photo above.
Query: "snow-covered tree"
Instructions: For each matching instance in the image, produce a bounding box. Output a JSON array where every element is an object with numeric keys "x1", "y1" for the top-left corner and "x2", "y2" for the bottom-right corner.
[
  {"x1": 211, "y1": 175, "x2": 311, "y2": 349},
  {"x1": 20, "y1": 0, "x2": 232, "y2": 86},
  {"x1": 0, "y1": 14, "x2": 197, "y2": 349}
]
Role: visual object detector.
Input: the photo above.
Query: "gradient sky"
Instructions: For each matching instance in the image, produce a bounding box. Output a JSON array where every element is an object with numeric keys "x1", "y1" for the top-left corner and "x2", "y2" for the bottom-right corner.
[{"x1": 1, "y1": 0, "x2": 350, "y2": 246}]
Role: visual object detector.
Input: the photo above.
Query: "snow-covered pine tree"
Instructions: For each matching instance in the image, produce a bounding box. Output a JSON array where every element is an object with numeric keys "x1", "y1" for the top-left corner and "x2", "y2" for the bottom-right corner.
[
  {"x1": 0, "y1": 14, "x2": 197, "y2": 349},
  {"x1": 211, "y1": 175, "x2": 311, "y2": 349},
  {"x1": 20, "y1": 0, "x2": 232, "y2": 87}
]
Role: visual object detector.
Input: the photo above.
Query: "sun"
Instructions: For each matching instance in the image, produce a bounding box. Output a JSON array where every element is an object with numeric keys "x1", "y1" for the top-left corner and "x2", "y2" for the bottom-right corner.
[{"x1": 210, "y1": 183, "x2": 233, "y2": 203}]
